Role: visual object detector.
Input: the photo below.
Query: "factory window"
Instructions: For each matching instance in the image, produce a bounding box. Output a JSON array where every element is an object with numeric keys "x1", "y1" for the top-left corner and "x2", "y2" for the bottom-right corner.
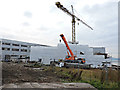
[
  {"x1": 12, "y1": 48, "x2": 19, "y2": 51},
  {"x1": 12, "y1": 43, "x2": 19, "y2": 46},
  {"x1": 21, "y1": 45, "x2": 27, "y2": 47},
  {"x1": 7, "y1": 48, "x2": 10, "y2": 51},
  {"x1": 2, "y1": 47, "x2": 10, "y2": 51},
  {"x1": 2, "y1": 48, "x2": 5, "y2": 50},
  {"x1": 2, "y1": 42, "x2": 10, "y2": 45},
  {"x1": 21, "y1": 49, "x2": 27, "y2": 52},
  {"x1": 80, "y1": 52, "x2": 84, "y2": 55},
  {"x1": 11, "y1": 55, "x2": 18, "y2": 57}
]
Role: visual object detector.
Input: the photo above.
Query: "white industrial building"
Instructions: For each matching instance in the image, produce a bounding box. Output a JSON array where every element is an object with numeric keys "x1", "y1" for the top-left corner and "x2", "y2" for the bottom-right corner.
[
  {"x1": 0, "y1": 38, "x2": 50, "y2": 62},
  {"x1": 0, "y1": 38, "x2": 33, "y2": 62},
  {"x1": 30, "y1": 43, "x2": 109, "y2": 67}
]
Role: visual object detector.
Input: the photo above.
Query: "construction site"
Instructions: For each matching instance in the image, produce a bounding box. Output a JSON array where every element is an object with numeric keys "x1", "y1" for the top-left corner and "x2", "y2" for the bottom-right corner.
[{"x1": 0, "y1": 1, "x2": 119, "y2": 89}]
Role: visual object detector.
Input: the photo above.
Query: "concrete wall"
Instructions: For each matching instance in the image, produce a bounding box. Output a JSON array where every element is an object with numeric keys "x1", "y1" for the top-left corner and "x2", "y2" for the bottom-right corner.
[{"x1": 30, "y1": 44, "x2": 66, "y2": 64}]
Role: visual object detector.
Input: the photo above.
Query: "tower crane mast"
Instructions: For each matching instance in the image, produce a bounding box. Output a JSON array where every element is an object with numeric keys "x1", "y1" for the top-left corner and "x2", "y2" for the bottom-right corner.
[{"x1": 55, "y1": 2, "x2": 93, "y2": 44}]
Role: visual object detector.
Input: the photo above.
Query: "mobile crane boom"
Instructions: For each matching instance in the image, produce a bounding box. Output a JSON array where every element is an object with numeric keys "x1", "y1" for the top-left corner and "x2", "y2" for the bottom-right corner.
[{"x1": 60, "y1": 34, "x2": 74, "y2": 57}]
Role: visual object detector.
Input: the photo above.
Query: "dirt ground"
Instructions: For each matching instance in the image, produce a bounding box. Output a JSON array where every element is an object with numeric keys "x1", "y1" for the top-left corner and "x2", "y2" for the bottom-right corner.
[
  {"x1": 2, "y1": 62, "x2": 61, "y2": 84},
  {"x1": 2, "y1": 62, "x2": 97, "y2": 89}
]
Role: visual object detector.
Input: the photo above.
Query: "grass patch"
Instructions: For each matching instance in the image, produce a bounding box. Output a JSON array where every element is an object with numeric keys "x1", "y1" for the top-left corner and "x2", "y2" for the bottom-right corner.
[{"x1": 47, "y1": 67, "x2": 120, "y2": 89}]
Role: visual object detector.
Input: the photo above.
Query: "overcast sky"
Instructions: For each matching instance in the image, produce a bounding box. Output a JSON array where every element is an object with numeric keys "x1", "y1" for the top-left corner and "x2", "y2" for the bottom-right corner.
[{"x1": 0, "y1": 0, "x2": 118, "y2": 58}]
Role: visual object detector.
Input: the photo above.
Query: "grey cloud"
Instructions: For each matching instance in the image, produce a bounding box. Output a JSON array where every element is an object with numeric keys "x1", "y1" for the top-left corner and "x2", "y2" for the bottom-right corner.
[
  {"x1": 0, "y1": 27, "x2": 11, "y2": 31},
  {"x1": 37, "y1": 26, "x2": 49, "y2": 31},
  {"x1": 0, "y1": 34, "x2": 16, "y2": 39},
  {"x1": 49, "y1": 5, "x2": 56, "y2": 13},
  {"x1": 37, "y1": 25, "x2": 60, "y2": 32},
  {"x1": 24, "y1": 11, "x2": 32, "y2": 18},
  {"x1": 22, "y1": 22, "x2": 30, "y2": 26},
  {"x1": 0, "y1": 30, "x2": 17, "y2": 39},
  {"x1": 80, "y1": 2, "x2": 118, "y2": 40},
  {"x1": 82, "y1": 2, "x2": 117, "y2": 24}
]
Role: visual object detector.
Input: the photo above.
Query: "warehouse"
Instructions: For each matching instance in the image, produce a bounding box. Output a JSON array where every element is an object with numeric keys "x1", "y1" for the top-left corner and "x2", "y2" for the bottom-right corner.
[{"x1": 0, "y1": 38, "x2": 33, "y2": 62}]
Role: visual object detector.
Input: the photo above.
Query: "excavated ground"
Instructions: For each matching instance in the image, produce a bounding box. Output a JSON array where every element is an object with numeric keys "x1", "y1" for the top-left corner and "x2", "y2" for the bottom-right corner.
[
  {"x1": 1, "y1": 62, "x2": 96, "y2": 89},
  {"x1": 2, "y1": 62, "x2": 60, "y2": 84}
]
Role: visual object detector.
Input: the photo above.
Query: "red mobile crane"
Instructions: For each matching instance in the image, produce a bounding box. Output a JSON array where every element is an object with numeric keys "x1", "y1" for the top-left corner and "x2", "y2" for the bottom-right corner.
[{"x1": 60, "y1": 34, "x2": 85, "y2": 64}]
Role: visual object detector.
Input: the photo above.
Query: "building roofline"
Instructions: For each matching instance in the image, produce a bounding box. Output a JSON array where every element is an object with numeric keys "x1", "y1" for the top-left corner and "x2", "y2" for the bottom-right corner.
[{"x1": 0, "y1": 38, "x2": 51, "y2": 47}]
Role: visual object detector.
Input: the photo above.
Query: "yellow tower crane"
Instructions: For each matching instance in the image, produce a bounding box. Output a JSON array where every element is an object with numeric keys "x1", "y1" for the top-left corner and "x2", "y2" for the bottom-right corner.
[{"x1": 55, "y1": 2, "x2": 93, "y2": 44}]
